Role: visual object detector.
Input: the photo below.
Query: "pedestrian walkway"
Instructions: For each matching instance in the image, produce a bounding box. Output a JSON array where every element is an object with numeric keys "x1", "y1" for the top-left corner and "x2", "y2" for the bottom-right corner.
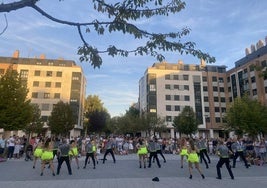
[{"x1": 0, "y1": 154, "x2": 267, "y2": 188}]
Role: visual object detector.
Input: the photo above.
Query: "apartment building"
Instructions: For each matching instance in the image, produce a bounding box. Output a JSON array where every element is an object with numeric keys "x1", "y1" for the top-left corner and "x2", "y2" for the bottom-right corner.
[
  {"x1": 227, "y1": 38, "x2": 267, "y2": 106},
  {"x1": 139, "y1": 36, "x2": 267, "y2": 139},
  {"x1": 0, "y1": 50, "x2": 86, "y2": 137},
  {"x1": 139, "y1": 60, "x2": 227, "y2": 138}
]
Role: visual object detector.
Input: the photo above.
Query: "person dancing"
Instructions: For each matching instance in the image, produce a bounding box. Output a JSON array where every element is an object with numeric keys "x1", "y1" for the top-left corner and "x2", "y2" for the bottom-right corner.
[
  {"x1": 179, "y1": 137, "x2": 188, "y2": 168},
  {"x1": 136, "y1": 138, "x2": 148, "y2": 168},
  {"x1": 40, "y1": 138, "x2": 55, "y2": 176},
  {"x1": 187, "y1": 139, "x2": 205, "y2": 179}
]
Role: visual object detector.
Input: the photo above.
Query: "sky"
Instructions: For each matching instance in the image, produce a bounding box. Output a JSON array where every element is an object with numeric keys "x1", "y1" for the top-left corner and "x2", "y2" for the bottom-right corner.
[{"x1": 1, "y1": 0, "x2": 267, "y2": 117}]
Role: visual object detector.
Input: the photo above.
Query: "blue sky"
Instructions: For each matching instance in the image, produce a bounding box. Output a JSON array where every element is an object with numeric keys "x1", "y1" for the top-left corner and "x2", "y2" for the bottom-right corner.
[{"x1": 1, "y1": 0, "x2": 267, "y2": 117}]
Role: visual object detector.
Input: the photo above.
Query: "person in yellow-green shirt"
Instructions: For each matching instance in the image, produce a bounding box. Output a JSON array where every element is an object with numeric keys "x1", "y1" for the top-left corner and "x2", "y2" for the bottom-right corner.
[
  {"x1": 187, "y1": 139, "x2": 205, "y2": 180},
  {"x1": 40, "y1": 138, "x2": 55, "y2": 176},
  {"x1": 136, "y1": 138, "x2": 148, "y2": 168},
  {"x1": 69, "y1": 139, "x2": 80, "y2": 169}
]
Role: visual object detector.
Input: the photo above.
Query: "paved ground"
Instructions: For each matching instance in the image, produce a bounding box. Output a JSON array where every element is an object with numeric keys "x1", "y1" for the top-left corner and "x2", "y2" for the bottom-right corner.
[{"x1": 0, "y1": 154, "x2": 267, "y2": 188}]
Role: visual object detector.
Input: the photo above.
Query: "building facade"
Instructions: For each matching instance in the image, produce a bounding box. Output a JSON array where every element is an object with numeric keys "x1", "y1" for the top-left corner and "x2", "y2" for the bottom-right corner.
[
  {"x1": 0, "y1": 51, "x2": 86, "y2": 138},
  {"x1": 139, "y1": 37, "x2": 267, "y2": 139}
]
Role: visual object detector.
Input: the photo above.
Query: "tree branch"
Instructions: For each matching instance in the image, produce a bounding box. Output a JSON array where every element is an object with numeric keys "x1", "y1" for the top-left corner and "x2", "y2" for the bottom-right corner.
[
  {"x1": 0, "y1": 14, "x2": 8, "y2": 35},
  {"x1": 0, "y1": 0, "x2": 38, "y2": 13}
]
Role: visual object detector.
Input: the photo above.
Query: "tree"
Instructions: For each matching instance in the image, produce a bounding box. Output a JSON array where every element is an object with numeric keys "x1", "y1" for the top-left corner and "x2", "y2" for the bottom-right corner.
[
  {"x1": 173, "y1": 106, "x2": 198, "y2": 137},
  {"x1": 0, "y1": 66, "x2": 32, "y2": 131},
  {"x1": 224, "y1": 95, "x2": 267, "y2": 137},
  {"x1": 48, "y1": 101, "x2": 75, "y2": 137},
  {"x1": 24, "y1": 104, "x2": 44, "y2": 137},
  {"x1": 141, "y1": 112, "x2": 166, "y2": 137},
  {"x1": 87, "y1": 110, "x2": 110, "y2": 134},
  {"x1": 84, "y1": 95, "x2": 110, "y2": 134},
  {"x1": 0, "y1": 0, "x2": 215, "y2": 68}
]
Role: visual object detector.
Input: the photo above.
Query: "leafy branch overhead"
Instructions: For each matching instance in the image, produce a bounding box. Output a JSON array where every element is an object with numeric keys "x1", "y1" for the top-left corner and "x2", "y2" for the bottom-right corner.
[{"x1": 0, "y1": 0, "x2": 216, "y2": 68}]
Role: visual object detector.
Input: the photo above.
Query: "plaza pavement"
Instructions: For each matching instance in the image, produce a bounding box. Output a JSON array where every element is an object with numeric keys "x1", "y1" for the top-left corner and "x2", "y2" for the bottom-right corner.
[{"x1": 0, "y1": 153, "x2": 267, "y2": 188}]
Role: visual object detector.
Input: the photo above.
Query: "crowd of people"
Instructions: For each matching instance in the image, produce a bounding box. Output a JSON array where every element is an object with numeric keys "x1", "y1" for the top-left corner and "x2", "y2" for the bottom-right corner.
[{"x1": 0, "y1": 134, "x2": 266, "y2": 179}]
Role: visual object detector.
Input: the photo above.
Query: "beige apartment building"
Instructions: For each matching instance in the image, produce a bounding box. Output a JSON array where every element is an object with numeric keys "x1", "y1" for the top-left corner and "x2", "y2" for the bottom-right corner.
[
  {"x1": 139, "y1": 61, "x2": 227, "y2": 138},
  {"x1": 139, "y1": 37, "x2": 267, "y2": 139},
  {"x1": 0, "y1": 50, "x2": 86, "y2": 138}
]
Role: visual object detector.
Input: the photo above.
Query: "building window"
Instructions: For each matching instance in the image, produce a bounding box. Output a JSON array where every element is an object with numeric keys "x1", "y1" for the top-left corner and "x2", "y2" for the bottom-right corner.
[
  {"x1": 34, "y1": 70, "x2": 41, "y2": 76},
  {"x1": 204, "y1": 96, "x2": 209, "y2": 102},
  {"x1": 215, "y1": 107, "x2": 220, "y2": 112},
  {"x1": 251, "y1": 76, "x2": 256, "y2": 83},
  {"x1": 173, "y1": 75, "x2": 179, "y2": 80},
  {"x1": 228, "y1": 87, "x2": 231, "y2": 92},
  {"x1": 56, "y1": 71, "x2": 62, "y2": 77},
  {"x1": 215, "y1": 117, "x2": 221, "y2": 123},
  {"x1": 20, "y1": 70, "x2": 28, "y2": 78},
  {"x1": 252, "y1": 89, "x2": 257, "y2": 96},
  {"x1": 184, "y1": 85, "x2": 189, "y2": 90},
  {"x1": 205, "y1": 107, "x2": 209, "y2": 112},
  {"x1": 165, "y1": 84, "x2": 171, "y2": 89},
  {"x1": 41, "y1": 104, "x2": 50, "y2": 111},
  {"x1": 174, "y1": 105, "x2": 180, "y2": 111},
  {"x1": 174, "y1": 95, "x2": 180, "y2": 101},
  {"x1": 150, "y1": 109, "x2": 156, "y2": 113},
  {"x1": 46, "y1": 71, "x2": 52, "y2": 77},
  {"x1": 48, "y1": 61, "x2": 54, "y2": 66},
  {"x1": 202, "y1": 76, "x2": 207, "y2": 82},
  {"x1": 33, "y1": 81, "x2": 39, "y2": 87},
  {"x1": 203, "y1": 86, "x2": 208, "y2": 91},
  {"x1": 221, "y1": 97, "x2": 226, "y2": 103},
  {"x1": 54, "y1": 93, "x2": 60, "y2": 99},
  {"x1": 55, "y1": 82, "x2": 61, "y2": 88},
  {"x1": 184, "y1": 95, "x2": 190, "y2": 101},
  {"x1": 166, "y1": 105, "x2": 171, "y2": 111},
  {"x1": 249, "y1": 65, "x2": 255, "y2": 72},
  {"x1": 72, "y1": 76, "x2": 79, "y2": 80},
  {"x1": 212, "y1": 76, "x2": 217, "y2": 82},
  {"x1": 219, "y1": 87, "x2": 224, "y2": 92},
  {"x1": 213, "y1": 86, "x2": 218, "y2": 92},
  {"x1": 165, "y1": 95, "x2": 171, "y2": 100},
  {"x1": 183, "y1": 75, "x2": 189, "y2": 80},
  {"x1": 150, "y1": 84, "x2": 156, "y2": 91},
  {"x1": 227, "y1": 77, "x2": 230, "y2": 82},
  {"x1": 218, "y1": 77, "x2": 224, "y2": 83},
  {"x1": 165, "y1": 74, "x2": 170, "y2": 80},
  {"x1": 166, "y1": 116, "x2": 172, "y2": 122},
  {"x1": 32, "y1": 92, "x2": 38, "y2": 98},
  {"x1": 221, "y1": 107, "x2": 226, "y2": 113},
  {"x1": 174, "y1": 85, "x2": 179, "y2": 89},
  {"x1": 45, "y1": 82, "x2": 51, "y2": 87},
  {"x1": 214, "y1": 97, "x2": 219, "y2": 102},
  {"x1": 44, "y1": 93, "x2": 50, "y2": 99},
  {"x1": 265, "y1": 86, "x2": 267, "y2": 93}
]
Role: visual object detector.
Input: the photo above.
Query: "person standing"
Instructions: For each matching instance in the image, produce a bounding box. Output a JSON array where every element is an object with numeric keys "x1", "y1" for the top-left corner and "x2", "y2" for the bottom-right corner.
[
  {"x1": 102, "y1": 137, "x2": 116, "y2": 164},
  {"x1": 231, "y1": 138, "x2": 250, "y2": 168},
  {"x1": 57, "y1": 138, "x2": 72, "y2": 175},
  {"x1": 40, "y1": 138, "x2": 55, "y2": 176},
  {"x1": 216, "y1": 139, "x2": 234, "y2": 180},
  {"x1": 179, "y1": 137, "x2": 188, "y2": 168},
  {"x1": 154, "y1": 138, "x2": 166, "y2": 163},
  {"x1": 83, "y1": 140, "x2": 96, "y2": 169},
  {"x1": 33, "y1": 139, "x2": 43, "y2": 169},
  {"x1": 69, "y1": 139, "x2": 80, "y2": 169},
  {"x1": 136, "y1": 138, "x2": 148, "y2": 168},
  {"x1": 7, "y1": 135, "x2": 15, "y2": 160},
  {"x1": 197, "y1": 137, "x2": 210, "y2": 169},
  {"x1": 148, "y1": 137, "x2": 161, "y2": 168},
  {"x1": 187, "y1": 139, "x2": 205, "y2": 179}
]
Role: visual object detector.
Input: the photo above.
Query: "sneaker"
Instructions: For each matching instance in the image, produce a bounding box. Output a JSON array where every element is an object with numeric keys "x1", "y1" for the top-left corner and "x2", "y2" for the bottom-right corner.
[
  {"x1": 52, "y1": 173, "x2": 55, "y2": 176},
  {"x1": 40, "y1": 173, "x2": 43, "y2": 176},
  {"x1": 83, "y1": 166, "x2": 86, "y2": 169},
  {"x1": 201, "y1": 174, "x2": 205, "y2": 179},
  {"x1": 216, "y1": 177, "x2": 222, "y2": 180},
  {"x1": 93, "y1": 166, "x2": 96, "y2": 169},
  {"x1": 189, "y1": 175, "x2": 192, "y2": 179}
]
